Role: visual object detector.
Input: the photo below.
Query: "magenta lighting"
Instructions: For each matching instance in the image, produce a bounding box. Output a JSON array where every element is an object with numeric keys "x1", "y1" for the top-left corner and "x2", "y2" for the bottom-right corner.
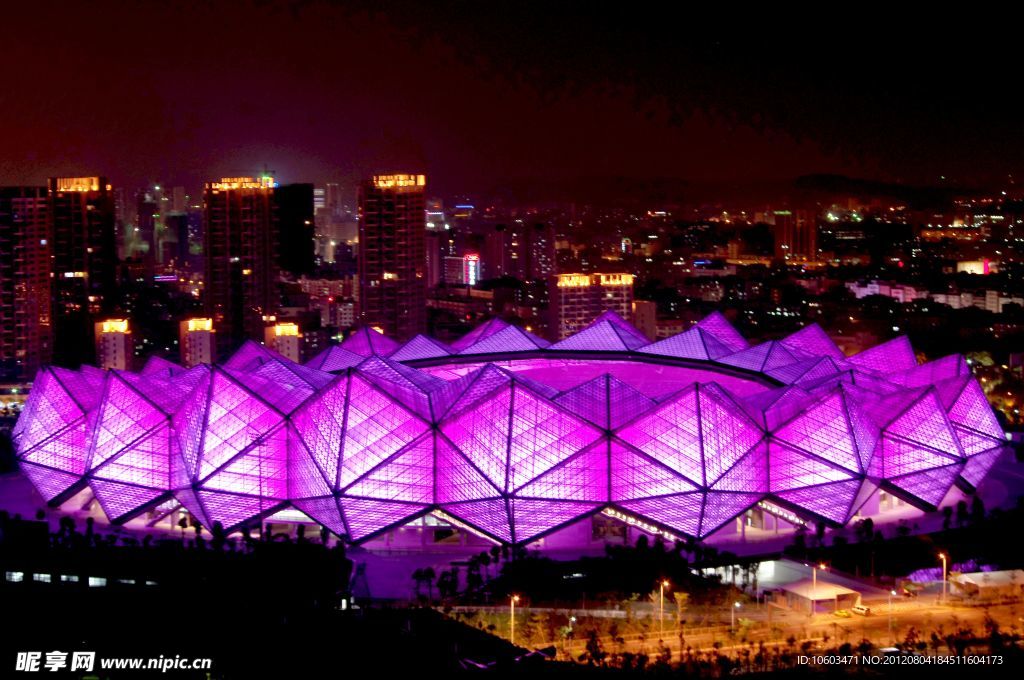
[{"x1": 12, "y1": 311, "x2": 1007, "y2": 544}]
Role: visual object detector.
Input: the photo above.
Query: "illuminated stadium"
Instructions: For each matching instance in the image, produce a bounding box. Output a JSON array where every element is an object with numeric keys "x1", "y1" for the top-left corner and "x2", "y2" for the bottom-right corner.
[{"x1": 11, "y1": 310, "x2": 1008, "y2": 548}]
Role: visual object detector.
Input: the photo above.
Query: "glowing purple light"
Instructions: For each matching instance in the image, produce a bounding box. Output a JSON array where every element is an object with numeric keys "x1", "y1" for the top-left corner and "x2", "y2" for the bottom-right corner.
[{"x1": 12, "y1": 312, "x2": 1008, "y2": 541}]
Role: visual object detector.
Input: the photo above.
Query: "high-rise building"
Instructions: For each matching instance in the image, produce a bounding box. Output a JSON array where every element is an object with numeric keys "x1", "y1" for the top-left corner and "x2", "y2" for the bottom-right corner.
[
  {"x1": 264, "y1": 322, "x2": 302, "y2": 362},
  {"x1": 171, "y1": 186, "x2": 188, "y2": 213},
  {"x1": 49, "y1": 177, "x2": 117, "y2": 367},
  {"x1": 0, "y1": 187, "x2": 52, "y2": 381},
  {"x1": 179, "y1": 318, "x2": 215, "y2": 367},
  {"x1": 529, "y1": 222, "x2": 557, "y2": 280},
  {"x1": 772, "y1": 209, "x2": 818, "y2": 262},
  {"x1": 203, "y1": 176, "x2": 279, "y2": 356},
  {"x1": 443, "y1": 253, "x2": 480, "y2": 286},
  {"x1": 631, "y1": 299, "x2": 658, "y2": 341},
  {"x1": 94, "y1": 319, "x2": 132, "y2": 370},
  {"x1": 549, "y1": 273, "x2": 635, "y2": 339},
  {"x1": 483, "y1": 222, "x2": 555, "y2": 282},
  {"x1": 275, "y1": 183, "x2": 316, "y2": 277},
  {"x1": 325, "y1": 183, "x2": 343, "y2": 217},
  {"x1": 357, "y1": 174, "x2": 427, "y2": 339},
  {"x1": 483, "y1": 224, "x2": 509, "y2": 279},
  {"x1": 162, "y1": 212, "x2": 189, "y2": 265},
  {"x1": 136, "y1": 188, "x2": 159, "y2": 258}
]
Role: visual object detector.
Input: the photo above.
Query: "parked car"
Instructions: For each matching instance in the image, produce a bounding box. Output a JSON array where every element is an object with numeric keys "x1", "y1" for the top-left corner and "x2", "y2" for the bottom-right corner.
[
  {"x1": 834, "y1": 609, "x2": 852, "y2": 618},
  {"x1": 851, "y1": 605, "x2": 872, "y2": 616}
]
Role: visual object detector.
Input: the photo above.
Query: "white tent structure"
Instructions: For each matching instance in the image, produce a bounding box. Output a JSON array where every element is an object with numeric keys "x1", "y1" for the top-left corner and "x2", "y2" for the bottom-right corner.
[
  {"x1": 779, "y1": 579, "x2": 861, "y2": 614},
  {"x1": 950, "y1": 570, "x2": 1024, "y2": 601}
]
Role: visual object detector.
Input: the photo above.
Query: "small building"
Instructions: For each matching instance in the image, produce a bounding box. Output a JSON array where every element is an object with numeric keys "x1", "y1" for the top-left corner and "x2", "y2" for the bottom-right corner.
[
  {"x1": 779, "y1": 579, "x2": 861, "y2": 614},
  {"x1": 950, "y1": 570, "x2": 1024, "y2": 601}
]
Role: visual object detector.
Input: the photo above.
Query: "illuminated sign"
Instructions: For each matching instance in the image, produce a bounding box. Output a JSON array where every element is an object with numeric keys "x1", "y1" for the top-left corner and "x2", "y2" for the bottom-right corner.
[
  {"x1": 597, "y1": 273, "x2": 634, "y2": 287},
  {"x1": 556, "y1": 273, "x2": 635, "y2": 288},
  {"x1": 55, "y1": 177, "x2": 101, "y2": 192},
  {"x1": 274, "y1": 323, "x2": 300, "y2": 337},
  {"x1": 372, "y1": 174, "x2": 425, "y2": 189},
  {"x1": 208, "y1": 176, "x2": 276, "y2": 190},
  {"x1": 556, "y1": 274, "x2": 592, "y2": 288},
  {"x1": 186, "y1": 318, "x2": 213, "y2": 332},
  {"x1": 463, "y1": 254, "x2": 480, "y2": 286},
  {"x1": 99, "y1": 319, "x2": 129, "y2": 334}
]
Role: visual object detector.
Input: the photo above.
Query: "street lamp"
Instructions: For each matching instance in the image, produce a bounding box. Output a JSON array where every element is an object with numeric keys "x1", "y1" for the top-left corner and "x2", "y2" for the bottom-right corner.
[
  {"x1": 510, "y1": 594, "x2": 520, "y2": 645},
  {"x1": 938, "y1": 553, "x2": 948, "y2": 604},
  {"x1": 811, "y1": 563, "x2": 826, "y2": 616},
  {"x1": 659, "y1": 580, "x2": 669, "y2": 640},
  {"x1": 888, "y1": 590, "x2": 896, "y2": 643},
  {"x1": 731, "y1": 601, "x2": 741, "y2": 630}
]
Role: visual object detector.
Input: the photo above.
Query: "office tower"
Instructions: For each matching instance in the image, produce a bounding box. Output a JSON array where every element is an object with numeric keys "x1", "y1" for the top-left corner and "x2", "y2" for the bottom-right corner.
[
  {"x1": 529, "y1": 222, "x2": 556, "y2": 279},
  {"x1": 484, "y1": 222, "x2": 555, "y2": 282},
  {"x1": 136, "y1": 189, "x2": 158, "y2": 258},
  {"x1": 443, "y1": 253, "x2": 480, "y2": 285},
  {"x1": 631, "y1": 299, "x2": 658, "y2": 341},
  {"x1": 357, "y1": 174, "x2": 427, "y2": 339},
  {"x1": 425, "y1": 229, "x2": 445, "y2": 288},
  {"x1": 424, "y1": 199, "x2": 447, "y2": 288},
  {"x1": 179, "y1": 318, "x2": 215, "y2": 367},
  {"x1": 94, "y1": 319, "x2": 132, "y2": 370},
  {"x1": 772, "y1": 209, "x2": 818, "y2": 262},
  {"x1": 325, "y1": 182, "x2": 343, "y2": 217},
  {"x1": 0, "y1": 187, "x2": 52, "y2": 381},
  {"x1": 203, "y1": 176, "x2": 279, "y2": 356},
  {"x1": 549, "y1": 273, "x2": 635, "y2": 339},
  {"x1": 186, "y1": 208, "x2": 203, "y2": 265},
  {"x1": 49, "y1": 177, "x2": 118, "y2": 367},
  {"x1": 425, "y1": 199, "x2": 444, "y2": 229},
  {"x1": 171, "y1": 186, "x2": 187, "y2": 213},
  {"x1": 275, "y1": 183, "x2": 316, "y2": 277},
  {"x1": 112, "y1": 186, "x2": 128, "y2": 258},
  {"x1": 163, "y1": 212, "x2": 189, "y2": 264},
  {"x1": 483, "y1": 224, "x2": 509, "y2": 279},
  {"x1": 264, "y1": 322, "x2": 301, "y2": 362}
]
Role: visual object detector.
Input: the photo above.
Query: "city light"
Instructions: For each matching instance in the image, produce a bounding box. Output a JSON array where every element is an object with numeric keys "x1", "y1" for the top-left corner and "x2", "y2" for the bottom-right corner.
[
  {"x1": 54, "y1": 177, "x2": 101, "y2": 192},
  {"x1": 371, "y1": 174, "x2": 425, "y2": 189},
  {"x1": 98, "y1": 319, "x2": 129, "y2": 334},
  {"x1": 207, "y1": 176, "x2": 276, "y2": 190}
]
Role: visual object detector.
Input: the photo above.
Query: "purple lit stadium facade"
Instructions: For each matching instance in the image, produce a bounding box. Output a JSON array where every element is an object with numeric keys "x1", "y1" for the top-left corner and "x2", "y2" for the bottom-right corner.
[{"x1": 12, "y1": 311, "x2": 1007, "y2": 546}]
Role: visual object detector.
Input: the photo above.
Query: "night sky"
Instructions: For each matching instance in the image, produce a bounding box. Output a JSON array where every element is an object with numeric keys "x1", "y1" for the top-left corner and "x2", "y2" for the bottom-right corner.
[{"x1": 4, "y1": 1, "x2": 1023, "y2": 199}]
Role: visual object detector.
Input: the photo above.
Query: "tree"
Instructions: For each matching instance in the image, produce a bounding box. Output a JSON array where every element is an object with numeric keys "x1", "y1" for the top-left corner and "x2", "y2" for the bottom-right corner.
[
  {"x1": 674, "y1": 591, "x2": 690, "y2": 624},
  {"x1": 814, "y1": 520, "x2": 827, "y2": 547},
  {"x1": 411, "y1": 568, "x2": 425, "y2": 598},
  {"x1": 956, "y1": 500, "x2": 969, "y2": 528},
  {"x1": 970, "y1": 495, "x2": 986, "y2": 524},
  {"x1": 422, "y1": 567, "x2": 436, "y2": 600},
  {"x1": 854, "y1": 517, "x2": 874, "y2": 543}
]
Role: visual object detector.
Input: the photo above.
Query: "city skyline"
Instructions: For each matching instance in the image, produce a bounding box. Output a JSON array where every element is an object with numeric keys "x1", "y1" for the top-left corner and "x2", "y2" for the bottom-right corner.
[{"x1": 5, "y1": 3, "x2": 1024, "y2": 200}]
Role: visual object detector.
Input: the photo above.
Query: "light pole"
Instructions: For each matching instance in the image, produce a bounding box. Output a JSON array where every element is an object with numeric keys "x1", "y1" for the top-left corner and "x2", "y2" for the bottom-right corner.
[
  {"x1": 731, "y1": 601, "x2": 740, "y2": 631},
  {"x1": 888, "y1": 590, "x2": 896, "y2": 643},
  {"x1": 510, "y1": 594, "x2": 520, "y2": 645},
  {"x1": 811, "y1": 563, "x2": 825, "y2": 616},
  {"x1": 659, "y1": 580, "x2": 669, "y2": 640},
  {"x1": 938, "y1": 553, "x2": 947, "y2": 604}
]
